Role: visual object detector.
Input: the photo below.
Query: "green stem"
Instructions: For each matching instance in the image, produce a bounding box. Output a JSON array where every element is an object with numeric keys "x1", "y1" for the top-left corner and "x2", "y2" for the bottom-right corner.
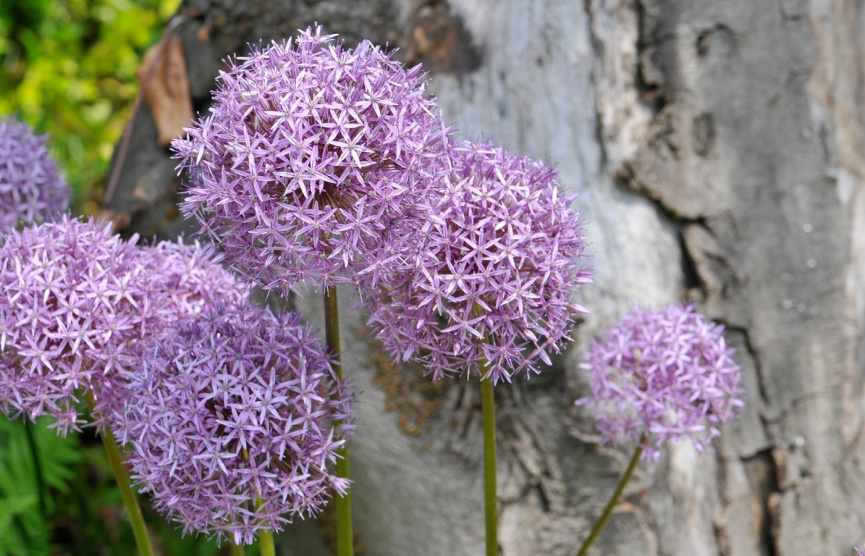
[
  {"x1": 259, "y1": 529, "x2": 275, "y2": 556},
  {"x1": 576, "y1": 434, "x2": 646, "y2": 556},
  {"x1": 100, "y1": 424, "x2": 155, "y2": 556},
  {"x1": 87, "y1": 396, "x2": 154, "y2": 556},
  {"x1": 252, "y1": 495, "x2": 275, "y2": 556},
  {"x1": 481, "y1": 376, "x2": 498, "y2": 556},
  {"x1": 230, "y1": 541, "x2": 246, "y2": 556},
  {"x1": 324, "y1": 288, "x2": 353, "y2": 556},
  {"x1": 23, "y1": 421, "x2": 46, "y2": 514}
]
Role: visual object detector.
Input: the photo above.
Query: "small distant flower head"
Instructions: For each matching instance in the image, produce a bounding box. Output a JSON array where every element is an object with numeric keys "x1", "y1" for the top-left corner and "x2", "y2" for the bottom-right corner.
[
  {"x1": 576, "y1": 305, "x2": 744, "y2": 461},
  {"x1": 0, "y1": 216, "x2": 152, "y2": 434},
  {"x1": 173, "y1": 25, "x2": 452, "y2": 294},
  {"x1": 0, "y1": 118, "x2": 68, "y2": 233},
  {"x1": 113, "y1": 303, "x2": 354, "y2": 545},
  {"x1": 366, "y1": 140, "x2": 591, "y2": 384}
]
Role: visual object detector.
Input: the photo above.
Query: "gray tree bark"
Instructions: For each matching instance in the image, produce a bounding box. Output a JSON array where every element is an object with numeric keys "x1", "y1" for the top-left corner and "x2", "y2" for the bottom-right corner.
[{"x1": 104, "y1": 0, "x2": 865, "y2": 554}]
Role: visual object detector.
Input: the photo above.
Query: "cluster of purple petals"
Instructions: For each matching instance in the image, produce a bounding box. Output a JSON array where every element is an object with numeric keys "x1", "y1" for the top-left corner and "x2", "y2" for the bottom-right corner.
[
  {"x1": 94, "y1": 239, "x2": 250, "y2": 423},
  {"x1": 137, "y1": 239, "x2": 249, "y2": 321},
  {"x1": 0, "y1": 118, "x2": 68, "y2": 233},
  {"x1": 0, "y1": 216, "x2": 153, "y2": 434},
  {"x1": 0, "y1": 215, "x2": 249, "y2": 433},
  {"x1": 173, "y1": 25, "x2": 452, "y2": 294},
  {"x1": 112, "y1": 303, "x2": 354, "y2": 545},
  {"x1": 366, "y1": 141, "x2": 591, "y2": 384},
  {"x1": 576, "y1": 305, "x2": 744, "y2": 461}
]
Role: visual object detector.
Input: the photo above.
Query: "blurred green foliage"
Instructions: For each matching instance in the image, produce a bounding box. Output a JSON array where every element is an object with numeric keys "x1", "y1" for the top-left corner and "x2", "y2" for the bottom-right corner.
[
  {"x1": 0, "y1": 0, "x2": 182, "y2": 205},
  {"x1": 0, "y1": 416, "x2": 227, "y2": 555},
  {"x1": 0, "y1": 417, "x2": 80, "y2": 555}
]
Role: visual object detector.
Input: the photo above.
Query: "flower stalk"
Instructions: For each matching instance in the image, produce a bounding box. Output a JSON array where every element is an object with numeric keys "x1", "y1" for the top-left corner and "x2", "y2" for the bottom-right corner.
[
  {"x1": 253, "y1": 495, "x2": 275, "y2": 556},
  {"x1": 481, "y1": 375, "x2": 498, "y2": 556},
  {"x1": 575, "y1": 434, "x2": 645, "y2": 556},
  {"x1": 325, "y1": 287, "x2": 353, "y2": 556},
  {"x1": 93, "y1": 405, "x2": 154, "y2": 556},
  {"x1": 259, "y1": 529, "x2": 275, "y2": 556}
]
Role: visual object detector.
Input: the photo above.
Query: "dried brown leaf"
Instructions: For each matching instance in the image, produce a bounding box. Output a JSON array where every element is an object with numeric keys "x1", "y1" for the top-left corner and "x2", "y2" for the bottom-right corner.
[{"x1": 139, "y1": 35, "x2": 194, "y2": 146}]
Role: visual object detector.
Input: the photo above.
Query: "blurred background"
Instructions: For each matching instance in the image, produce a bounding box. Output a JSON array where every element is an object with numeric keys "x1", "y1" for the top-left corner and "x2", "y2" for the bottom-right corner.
[{"x1": 0, "y1": 0, "x2": 178, "y2": 211}]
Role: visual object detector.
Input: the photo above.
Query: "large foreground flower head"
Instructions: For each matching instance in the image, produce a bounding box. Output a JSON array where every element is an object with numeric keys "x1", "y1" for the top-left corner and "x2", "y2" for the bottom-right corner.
[
  {"x1": 577, "y1": 305, "x2": 744, "y2": 461},
  {"x1": 114, "y1": 303, "x2": 354, "y2": 545},
  {"x1": 0, "y1": 216, "x2": 152, "y2": 434},
  {"x1": 366, "y1": 141, "x2": 592, "y2": 384},
  {"x1": 173, "y1": 25, "x2": 452, "y2": 294},
  {"x1": 0, "y1": 118, "x2": 68, "y2": 233}
]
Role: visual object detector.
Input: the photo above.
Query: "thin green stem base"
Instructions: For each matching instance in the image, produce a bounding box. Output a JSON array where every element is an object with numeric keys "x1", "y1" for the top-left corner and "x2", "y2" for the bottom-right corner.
[
  {"x1": 230, "y1": 541, "x2": 246, "y2": 556},
  {"x1": 85, "y1": 394, "x2": 153, "y2": 556},
  {"x1": 99, "y1": 424, "x2": 155, "y2": 556},
  {"x1": 324, "y1": 288, "x2": 353, "y2": 556},
  {"x1": 576, "y1": 434, "x2": 646, "y2": 556},
  {"x1": 481, "y1": 377, "x2": 498, "y2": 556},
  {"x1": 259, "y1": 529, "x2": 275, "y2": 556}
]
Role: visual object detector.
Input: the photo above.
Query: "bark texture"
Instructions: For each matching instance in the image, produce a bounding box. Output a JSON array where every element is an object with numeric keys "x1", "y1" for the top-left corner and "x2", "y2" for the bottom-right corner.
[{"x1": 104, "y1": 0, "x2": 865, "y2": 554}]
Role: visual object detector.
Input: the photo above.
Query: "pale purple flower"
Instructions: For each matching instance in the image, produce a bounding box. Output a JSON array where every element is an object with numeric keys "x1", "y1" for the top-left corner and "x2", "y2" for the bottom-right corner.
[
  {"x1": 0, "y1": 215, "x2": 248, "y2": 433},
  {"x1": 0, "y1": 118, "x2": 68, "y2": 233},
  {"x1": 173, "y1": 25, "x2": 452, "y2": 294},
  {"x1": 93, "y1": 239, "x2": 250, "y2": 422},
  {"x1": 857, "y1": 548, "x2": 864, "y2": 556},
  {"x1": 365, "y1": 141, "x2": 591, "y2": 384},
  {"x1": 0, "y1": 216, "x2": 153, "y2": 434},
  {"x1": 136, "y1": 239, "x2": 249, "y2": 320},
  {"x1": 577, "y1": 305, "x2": 744, "y2": 461},
  {"x1": 113, "y1": 303, "x2": 354, "y2": 545}
]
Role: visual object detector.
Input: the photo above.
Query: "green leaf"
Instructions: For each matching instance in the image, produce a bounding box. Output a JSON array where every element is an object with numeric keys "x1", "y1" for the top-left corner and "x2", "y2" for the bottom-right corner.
[
  {"x1": 0, "y1": 417, "x2": 81, "y2": 555},
  {"x1": 0, "y1": 494, "x2": 40, "y2": 556}
]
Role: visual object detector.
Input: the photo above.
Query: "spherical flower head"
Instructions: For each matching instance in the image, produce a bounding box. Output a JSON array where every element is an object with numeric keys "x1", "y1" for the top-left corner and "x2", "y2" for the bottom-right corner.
[
  {"x1": 0, "y1": 218, "x2": 249, "y2": 434},
  {"x1": 91, "y1": 239, "x2": 251, "y2": 421},
  {"x1": 0, "y1": 118, "x2": 69, "y2": 233},
  {"x1": 136, "y1": 239, "x2": 249, "y2": 320},
  {"x1": 113, "y1": 303, "x2": 354, "y2": 545},
  {"x1": 576, "y1": 305, "x2": 744, "y2": 461},
  {"x1": 0, "y1": 216, "x2": 154, "y2": 434},
  {"x1": 366, "y1": 141, "x2": 592, "y2": 384},
  {"x1": 173, "y1": 25, "x2": 452, "y2": 294}
]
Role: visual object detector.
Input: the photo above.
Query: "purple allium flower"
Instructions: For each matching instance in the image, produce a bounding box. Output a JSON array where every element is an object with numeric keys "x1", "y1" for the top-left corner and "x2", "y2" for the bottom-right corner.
[
  {"x1": 576, "y1": 305, "x2": 744, "y2": 461},
  {"x1": 0, "y1": 215, "x2": 248, "y2": 433},
  {"x1": 113, "y1": 303, "x2": 354, "y2": 545},
  {"x1": 0, "y1": 216, "x2": 153, "y2": 434},
  {"x1": 136, "y1": 239, "x2": 249, "y2": 321},
  {"x1": 93, "y1": 239, "x2": 250, "y2": 422},
  {"x1": 173, "y1": 25, "x2": 451, "y2": 294},
  {"x1": 365, "y1": 141, "x2": 591, "y2": 384},
  {"x1": 0, "y1": 118, "x2": 68, "y2": 233}
]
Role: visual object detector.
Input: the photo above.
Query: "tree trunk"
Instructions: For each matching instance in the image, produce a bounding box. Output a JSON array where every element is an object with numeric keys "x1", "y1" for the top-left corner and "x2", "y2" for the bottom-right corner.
[{"x1": 103, "y1": 0, "x2": 865, "y2": 554}]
